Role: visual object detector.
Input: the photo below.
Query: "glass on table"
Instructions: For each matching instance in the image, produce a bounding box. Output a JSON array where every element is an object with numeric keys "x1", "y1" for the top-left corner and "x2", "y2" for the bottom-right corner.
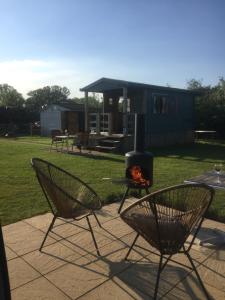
[{"x1": 214, "y1": 163, "x2": 222, "y2": 184}]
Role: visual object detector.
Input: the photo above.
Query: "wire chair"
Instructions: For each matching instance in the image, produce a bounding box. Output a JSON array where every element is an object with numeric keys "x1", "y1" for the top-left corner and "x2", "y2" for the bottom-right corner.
[
  {"x1": 50, "y1": 129, "x2": 64, "y2": 152},
  {"x1": 71, "y1": 132, "x2": 90, "y2": 153},
  {"x1": 120, "y1": 183, "x2": 214, "y2": 300},
  {"x1": 31, "y1": 158, "x2": 102, "y2": 255}
]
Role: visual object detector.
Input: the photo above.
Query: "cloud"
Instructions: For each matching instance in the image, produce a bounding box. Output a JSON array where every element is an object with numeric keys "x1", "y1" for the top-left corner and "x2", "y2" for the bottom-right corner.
[{"x1": 0, "y1": 59, "x2": 86, "y2": 98}]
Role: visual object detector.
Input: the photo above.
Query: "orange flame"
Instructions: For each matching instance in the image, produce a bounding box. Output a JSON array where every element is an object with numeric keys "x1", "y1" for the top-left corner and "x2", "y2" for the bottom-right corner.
[{"x1": 130, "y1": 165, "x2": 150, "y2": 186}]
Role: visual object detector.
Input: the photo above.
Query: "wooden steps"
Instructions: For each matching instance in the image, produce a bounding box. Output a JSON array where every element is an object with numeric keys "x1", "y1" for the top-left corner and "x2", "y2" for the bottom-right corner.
[{"x1": 95, "y1": 136, "x2": 122, "y2": 152}]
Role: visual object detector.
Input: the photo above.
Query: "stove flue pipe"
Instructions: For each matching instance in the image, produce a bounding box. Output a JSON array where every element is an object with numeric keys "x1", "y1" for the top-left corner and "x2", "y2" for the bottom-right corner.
[{"x1": 134, "y1": 113, "x2": 145, "y2": 152}]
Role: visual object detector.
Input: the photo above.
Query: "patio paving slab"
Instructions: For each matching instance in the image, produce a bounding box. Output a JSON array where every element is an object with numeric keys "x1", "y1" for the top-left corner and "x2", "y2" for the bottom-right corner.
[
  {"x1": 8, "y1": 257, "x2": 40, "y2": 290},
  {"x1": 3, "y1": 201, "x2": 225, "y2": 299},
  {"x1": 165, "y1": 278, "x2": 225, "y2": 300},
  {"x1": 22, "y1": 242, "x2": 81, "y2": 275},
  {"x1": 196, "y1": 244, "x2": 225, "y2": 292},
  {"x1": 5, "y1": 246, "x2": 18, "y2": 260},
  {"x1": 45, "y1": 255, "x2": 108, "y2": 299},
  {"x1": 78, "y1": 277, "x2": 150, "y2": 300},
  {"x1": 11, "y1": 277, "x2": 71, "y2": 300},
  {"x1": 3, "y1": 220, "x2": 56, "y2": 256}
]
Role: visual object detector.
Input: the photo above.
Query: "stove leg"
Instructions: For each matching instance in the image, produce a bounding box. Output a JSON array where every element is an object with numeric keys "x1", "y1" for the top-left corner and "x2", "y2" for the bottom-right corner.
[
  {"x1": 145, "y1": 188, "x2": 150, "y2": 195},
  {"x1": 118, "y1": 187, "x2": 129, "y2": 214},
  {"x1": 138, "y1": 189, "x2": 142, "y2": 198}
]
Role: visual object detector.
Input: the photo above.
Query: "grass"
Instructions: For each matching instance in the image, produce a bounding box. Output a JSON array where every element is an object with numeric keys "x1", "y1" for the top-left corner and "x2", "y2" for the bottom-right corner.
[{"x1": 0, "y1": 136, "x2": 225, "y2": 225}]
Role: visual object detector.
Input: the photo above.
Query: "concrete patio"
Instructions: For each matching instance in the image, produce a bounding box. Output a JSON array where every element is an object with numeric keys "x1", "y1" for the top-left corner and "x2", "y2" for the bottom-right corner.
[{"x1": 3, "y1": 200, "x2": 225, "y2": 300}]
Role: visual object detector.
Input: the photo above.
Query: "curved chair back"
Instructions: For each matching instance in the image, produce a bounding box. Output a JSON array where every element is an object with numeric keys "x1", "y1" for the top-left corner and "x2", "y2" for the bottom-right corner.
[
  {"x1": 31, "y1": 158, "x2": 102, "y2": 219},
  {"x1": 121, "y1": 183, "x2": 214, "y2": 255}
]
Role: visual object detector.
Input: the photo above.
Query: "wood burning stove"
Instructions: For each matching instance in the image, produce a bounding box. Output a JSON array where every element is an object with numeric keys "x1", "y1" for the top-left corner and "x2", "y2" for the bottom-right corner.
[{"x1": 118, "y1": 114, "x2": 153, "y2": 213}]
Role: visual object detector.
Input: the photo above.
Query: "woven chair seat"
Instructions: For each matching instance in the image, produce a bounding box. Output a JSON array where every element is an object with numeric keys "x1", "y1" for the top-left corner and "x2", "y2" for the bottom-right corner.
[{"x1": 126, "y1": 211, "x2": 188, "y2": 254}]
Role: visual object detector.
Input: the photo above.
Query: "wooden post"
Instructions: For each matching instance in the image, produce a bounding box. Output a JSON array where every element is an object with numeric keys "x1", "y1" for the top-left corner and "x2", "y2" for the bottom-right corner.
[
  {"x1": 123, "y1": 87, "x2": 128, "y2": 135},
  {"x1": 84, "y1": 91, "x2": 89, "y2": 132}
]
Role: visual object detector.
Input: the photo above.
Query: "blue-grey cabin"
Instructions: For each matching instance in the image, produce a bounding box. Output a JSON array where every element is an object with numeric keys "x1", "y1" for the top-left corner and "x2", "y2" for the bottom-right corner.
[{"x1": 80, "y1": 77, "x2": 197, "y2": 148}]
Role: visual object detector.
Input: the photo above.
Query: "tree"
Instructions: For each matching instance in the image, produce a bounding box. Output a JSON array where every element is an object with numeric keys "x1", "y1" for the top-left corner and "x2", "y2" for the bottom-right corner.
[
  {"x1": 26, "y1": 85, "x2": 70, "y2": 111},
  {"x1": 72, "y1": 95, "x2": 102, "y2": 109},
  {"x1": 187, "y1": 77, "x2": 225, "y2": 136},
  {"x1": 0, "y1": 84, "x2": 24, "y2": 107}
]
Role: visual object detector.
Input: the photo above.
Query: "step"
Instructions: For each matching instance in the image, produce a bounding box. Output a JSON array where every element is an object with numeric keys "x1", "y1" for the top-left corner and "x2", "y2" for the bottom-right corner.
[
  {"x1": 101, "y1": 139, "x2": 120, "y2": 144},
  {"x1": 95, "y1": 145, "x2": 117, "y2": 152}
]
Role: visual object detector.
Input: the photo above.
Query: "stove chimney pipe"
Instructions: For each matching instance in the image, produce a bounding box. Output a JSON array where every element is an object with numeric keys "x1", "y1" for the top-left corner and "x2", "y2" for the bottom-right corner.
[{"x1": 134, "y1": 113, "x2": 145, "y2": 152}]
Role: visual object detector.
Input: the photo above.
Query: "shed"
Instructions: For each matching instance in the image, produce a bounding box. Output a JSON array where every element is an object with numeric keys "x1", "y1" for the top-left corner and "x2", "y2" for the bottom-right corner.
[
  {"x1": 40, "y1": 101, "x2": 84, "y2": 136},
  {"x1": 80, "y1": 77, "x2": 198, "y2": 147}
]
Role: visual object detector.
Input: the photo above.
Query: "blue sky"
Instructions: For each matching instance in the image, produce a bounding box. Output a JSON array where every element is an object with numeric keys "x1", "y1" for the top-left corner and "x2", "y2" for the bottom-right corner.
[{"x1": 0, "y1": 0, "x2": 224, "y2": 97}]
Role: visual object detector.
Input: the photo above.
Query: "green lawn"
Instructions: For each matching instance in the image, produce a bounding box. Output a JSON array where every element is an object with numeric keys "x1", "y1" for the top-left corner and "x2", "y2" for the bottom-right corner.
[{"x1": 0, "y1": 136, "x2": 225, "y2": 225}]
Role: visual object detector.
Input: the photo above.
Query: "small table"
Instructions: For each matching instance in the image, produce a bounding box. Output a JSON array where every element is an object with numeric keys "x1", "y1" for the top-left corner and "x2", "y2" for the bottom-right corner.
[
  {"x1": 185, "y1": 171, "x2": 225, "y2": 246},
  {"x1": 55, "y1": 135, "x2": 76, "y2": 152}
]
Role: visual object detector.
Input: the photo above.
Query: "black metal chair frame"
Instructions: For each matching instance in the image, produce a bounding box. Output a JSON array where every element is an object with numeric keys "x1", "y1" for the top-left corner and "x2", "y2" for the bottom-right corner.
[
  {"x1": 71, "y1": 132, "x2": 90, "y2": 153},
  {"x1": 120, "y1": 183, "x2": 214, "y2": 300},
  {"x1": 31, "y1": 158, "x2": 102, "y2": 256}
]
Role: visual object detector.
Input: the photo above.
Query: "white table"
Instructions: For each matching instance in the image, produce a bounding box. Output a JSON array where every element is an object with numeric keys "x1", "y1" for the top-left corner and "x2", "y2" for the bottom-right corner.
[{"x1": 185, "y1": 171, "x2": 225, "y2": 246}]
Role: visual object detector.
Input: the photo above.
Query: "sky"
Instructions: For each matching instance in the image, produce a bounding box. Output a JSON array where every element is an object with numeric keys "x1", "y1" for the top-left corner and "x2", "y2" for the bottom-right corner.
[{"x1": 0, "y1": 0, "x2": 224, "y2": 98}]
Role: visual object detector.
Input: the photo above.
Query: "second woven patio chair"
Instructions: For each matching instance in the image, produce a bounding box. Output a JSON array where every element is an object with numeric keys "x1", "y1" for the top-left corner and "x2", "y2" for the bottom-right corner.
[
  {"x1": 31, "y1": 158, "x2": 102, "y2": 255},
  {"x1": 120, "y1": 183, "x2": 214, "y2": 300}
]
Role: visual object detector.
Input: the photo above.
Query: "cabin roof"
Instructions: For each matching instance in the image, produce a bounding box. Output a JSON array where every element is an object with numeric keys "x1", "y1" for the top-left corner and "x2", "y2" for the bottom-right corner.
[
  {"x1": 80, "y1": 77, "x2": 199, "y2": 95},
  {"x1": 51, "y1": 101, "x2": 84, "y2": 111}
]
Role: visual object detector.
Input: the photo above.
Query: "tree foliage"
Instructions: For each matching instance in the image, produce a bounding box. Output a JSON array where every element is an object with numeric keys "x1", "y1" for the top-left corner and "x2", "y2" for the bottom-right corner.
[
  {"x1": 25, "y1": 85, "x2": 70, "y2": 111},
  {"x1": 0, "y1": 84, "x2": 25, "y2": 107},
  {"x1": 187, "y1": 77, "x2": 225, "y2": 136},
  {"x1": 72, "y1": 96, "x2": 101, "y2": 109}
]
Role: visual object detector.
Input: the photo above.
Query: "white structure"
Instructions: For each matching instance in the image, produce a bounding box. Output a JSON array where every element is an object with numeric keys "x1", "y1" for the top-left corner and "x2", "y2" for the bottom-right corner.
[{"x1": 40, "y1": 102, "x2": 84, "y2": 136}]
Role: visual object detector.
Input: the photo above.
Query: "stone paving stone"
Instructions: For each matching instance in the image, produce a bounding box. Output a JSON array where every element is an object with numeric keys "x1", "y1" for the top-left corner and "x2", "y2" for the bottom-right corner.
[
  {"x1": 114, "y1": 254, "x2": 190, "y2": 299},
  {"x1": 51, "y1": 220, "x2": 88, "y2": 239},
  {"x1": 3, "y1": 221, "x2": 56, "y2": 256},
  {"x1": 11, "y1": 277, "x2": 71, "y2": 300},
  {"x1": 22, "y1": 242, "x2": 82, "y2": 275},
  {"x1": 78, "y1": 277, "x2": 149, "y2": 300},
  {"x1": 94, "y1": 217, "x2": 134, "y2": 240},
  {"x1": 8, "y1": 257, "x2": 40, "y2": 290},
  {"x1": 164, "y1": 277, "x2": 225, "y2": 300},
  {"x1": 3, "y1": 220, "x2": 34, "y2": 236},
  {"x1": 79, "y1": 238, "x2": 133, "y2": 278},
  {"x1": 5, "y1": 246, "x2": 18, "y2": 260},
  {"x1": 196, "y1": 245, "x2": 225, "y2": 293},
  {"x1": 24, "y1": 213, "x2": 57, "y2": 231},
  {"x1": 5, "y1": 205, "x2": 225, "y2": 299},
  {"x1": 45, "y1": 255, "x2": 108, "y2": 299},
  {"x1": 62, "y1": 226, "x2": 117, "y2": 257}
]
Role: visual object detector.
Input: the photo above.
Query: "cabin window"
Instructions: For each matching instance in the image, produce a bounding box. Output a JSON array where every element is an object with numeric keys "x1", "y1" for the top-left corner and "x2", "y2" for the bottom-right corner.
[
  {"x1": 153, "y1": 95, "x2": 168, "y2": 114},
  {"x1": 109, "y1": 98, "x2": 113, "y2": 105}
]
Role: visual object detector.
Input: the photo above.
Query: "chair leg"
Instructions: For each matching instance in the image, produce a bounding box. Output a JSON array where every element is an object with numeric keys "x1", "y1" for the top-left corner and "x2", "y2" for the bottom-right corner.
[
  {"x1": 125, "y1": 233, "x2": 139, "y2": 260},
  {"x1": 185, "y1": 251, "x2": 211, "y2": 300},
  {"x1": 154, "y1": 254, "x2": 163, "y2": 300},
  {"x1": 118, "y1": 187, "x2": 129, "y2": 214},
  {"x1": 93, "y1": 212, "x2": 102, "y2": 228},
  {"x1": 39, "y1": 215, "x2": 56, "y2": 252},
  {"x1": 86, "y1": 216, "x2": 100, "y2": 256}
]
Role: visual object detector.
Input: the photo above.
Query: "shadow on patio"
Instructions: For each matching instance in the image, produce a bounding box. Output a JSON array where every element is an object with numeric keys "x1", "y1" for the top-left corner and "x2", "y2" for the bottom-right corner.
[{"x1": 3, "y1": 201, "x2": 225, "y2": 299}]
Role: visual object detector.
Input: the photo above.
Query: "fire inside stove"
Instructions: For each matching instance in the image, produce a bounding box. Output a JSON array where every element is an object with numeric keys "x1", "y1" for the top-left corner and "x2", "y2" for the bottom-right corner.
[{"x1": 127, "y1": 165, "x2": 151, "y2": 187}]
